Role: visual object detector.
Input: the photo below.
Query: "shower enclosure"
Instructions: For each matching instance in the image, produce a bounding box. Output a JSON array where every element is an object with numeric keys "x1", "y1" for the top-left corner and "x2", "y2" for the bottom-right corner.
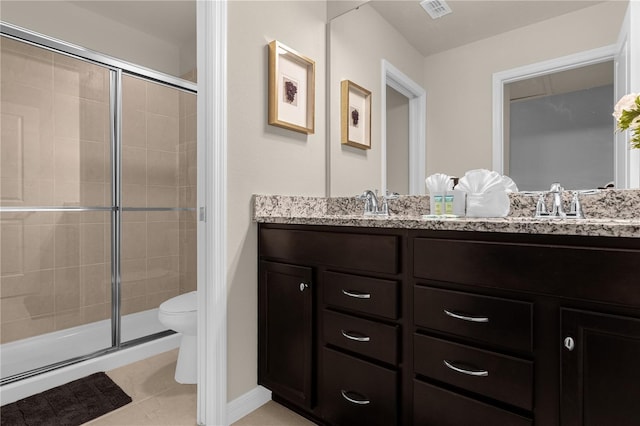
[{"x1": 0, "y1": 24, "x2": 197, "y2": 385}]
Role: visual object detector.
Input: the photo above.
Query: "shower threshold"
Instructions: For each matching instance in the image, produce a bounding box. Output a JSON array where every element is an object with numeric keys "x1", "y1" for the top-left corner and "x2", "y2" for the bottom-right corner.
[{"x1": 0, "y1": 308, "x2": 169, "y2": 383}]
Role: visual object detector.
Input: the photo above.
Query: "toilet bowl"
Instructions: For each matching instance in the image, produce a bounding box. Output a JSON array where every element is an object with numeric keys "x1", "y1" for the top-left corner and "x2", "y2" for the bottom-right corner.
[{"x1": 158, "y1": 291, "x2": 197, "y2": 384}]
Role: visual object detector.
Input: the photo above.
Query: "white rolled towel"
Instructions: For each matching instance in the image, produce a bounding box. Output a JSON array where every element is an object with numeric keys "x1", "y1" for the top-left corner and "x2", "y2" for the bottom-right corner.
[
  {"x1": 456, "y1": 169, "x2": 513, "y2": 217},
  {"x1": 425, "y1": 173, "x2": 453, "y2": 194},
  {"x1": 465, "y1": 191, "x2": 510, "y2": 217}
]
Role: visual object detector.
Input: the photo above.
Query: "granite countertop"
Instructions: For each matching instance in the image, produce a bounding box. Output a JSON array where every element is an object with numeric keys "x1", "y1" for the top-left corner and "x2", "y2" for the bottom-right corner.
[{"x1": 253, "y1": 192, "x2": 640, "y2": 239}]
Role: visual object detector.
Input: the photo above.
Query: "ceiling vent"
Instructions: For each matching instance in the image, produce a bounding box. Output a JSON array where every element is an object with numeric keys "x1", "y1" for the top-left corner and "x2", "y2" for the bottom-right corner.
[{"x1": 420, "y1": 0, "x2": 452, "y2": 19}]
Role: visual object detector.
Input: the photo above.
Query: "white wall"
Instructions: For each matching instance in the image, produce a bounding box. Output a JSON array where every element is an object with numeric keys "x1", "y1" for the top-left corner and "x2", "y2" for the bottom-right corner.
[
  {"x1": 0, "y1": 1, "x2": 186, "y2": 77},
  {"x1": 423, "y1": 1, "x2": 627, "y2": 179},
  {"x1": 328, "y1": 3, "x2": 425, "y2": 196},
  {"x1": 226, "y1": 0, "x2": 327, "y2": 401}
]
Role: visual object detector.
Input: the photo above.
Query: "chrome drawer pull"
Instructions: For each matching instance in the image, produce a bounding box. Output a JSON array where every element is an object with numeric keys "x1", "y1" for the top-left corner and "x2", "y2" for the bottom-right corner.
[
  {"x1": 444, "y1": 309, "x2": 489, "y2": 323},
  {"x1": 340, "y1": 389, "x2": 371, "y2": 405},
  {"x1": 342, "y1": 289, "x2": 371, "y2": 299},
  {"x1": 443, "y1": 360, "x2": 489, "y2": 377},
  {"x1": 341, "y1": 330, "x2": 371, "y2": 342}
]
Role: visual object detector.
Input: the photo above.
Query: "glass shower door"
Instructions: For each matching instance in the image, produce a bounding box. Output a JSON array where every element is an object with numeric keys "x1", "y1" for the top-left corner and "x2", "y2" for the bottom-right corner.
[
  {"x1": 0, "y1": 36, "x2": 113, "y2": 379},
  {"x1": 119, "y1": 74, "x2": 197, "y2": 344}
]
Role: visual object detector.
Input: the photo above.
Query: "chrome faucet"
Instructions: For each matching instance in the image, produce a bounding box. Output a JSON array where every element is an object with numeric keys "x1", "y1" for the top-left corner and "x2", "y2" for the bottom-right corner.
[
  {"x1": 355, "y1": 190, "x2": 399, "y2": 216},
  {"x1": 534, "y1": 182, "x2": 566, "y2": 218},
  {"x1": 356, "y1": 190, "x2": 380, "y2": 215},
  {"x1": 533, "y1": 184, "x2": 595, "y2": 219},
  {"x1": 549, "y1": 182, "x2": 566, "y2": 218}
]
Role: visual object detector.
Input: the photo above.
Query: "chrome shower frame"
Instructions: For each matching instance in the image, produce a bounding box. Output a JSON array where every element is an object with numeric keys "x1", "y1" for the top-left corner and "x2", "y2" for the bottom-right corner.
[{"x1": 0, "y1": 22, "x2": 197, "y2": 385}]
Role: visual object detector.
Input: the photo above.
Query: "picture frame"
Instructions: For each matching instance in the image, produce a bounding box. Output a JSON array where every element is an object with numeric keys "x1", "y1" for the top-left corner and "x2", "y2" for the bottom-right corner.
[
  {"x1": 268, "y1": 40, "x2": 315, "y2": 134},
  {"x1": 341, "y1": 80, "x2": 371, "y2": 149}
]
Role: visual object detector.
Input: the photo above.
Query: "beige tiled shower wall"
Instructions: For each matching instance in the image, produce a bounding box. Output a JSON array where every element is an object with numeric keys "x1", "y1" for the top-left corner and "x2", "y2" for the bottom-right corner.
[
  {"x1": 0, "y1": 37, "x2": 112, "y2": 343},
  {"x1": 0, "y1": 37, "x2": 196, "y2": 345}
]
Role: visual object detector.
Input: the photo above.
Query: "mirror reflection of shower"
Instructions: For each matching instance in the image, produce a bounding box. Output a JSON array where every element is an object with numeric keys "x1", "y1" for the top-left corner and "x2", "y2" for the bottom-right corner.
[
  {"x1": 505, "y1": 61, "x2": 614, "y2": 191},
  {"x1": 0, "y1": 30, "x2": 197, "y2": 384}
]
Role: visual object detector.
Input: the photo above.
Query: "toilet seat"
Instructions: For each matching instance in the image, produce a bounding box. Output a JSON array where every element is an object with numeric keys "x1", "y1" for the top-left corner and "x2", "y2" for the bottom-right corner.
[{"x1": 159, "y1": 291, "x2": 197, "y2": 314}]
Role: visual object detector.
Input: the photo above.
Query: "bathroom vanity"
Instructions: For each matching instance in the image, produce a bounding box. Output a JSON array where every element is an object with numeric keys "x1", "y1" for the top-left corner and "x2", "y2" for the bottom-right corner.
[{"x1": 255, "y1": 194, "x2": 640, "y2": 425}]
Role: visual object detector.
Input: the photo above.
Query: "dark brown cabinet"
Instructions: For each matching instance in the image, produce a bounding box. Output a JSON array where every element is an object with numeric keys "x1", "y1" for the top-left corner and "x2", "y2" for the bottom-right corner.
[
  {"x1": 411, "y1": 231, "x2": 640, "y2": 426},
  {"x1": 258, "y1": 260, "x2": 313, "y2": 409},
  {"x1": 258, "y1": 225, "x2": 404, "y2": 425},
  {"x1": 258, "y1": 224, "x2": 640, "y2": 425},
  {"x1": 560, "y1": 308, "x2": 640, "y2": 426}
]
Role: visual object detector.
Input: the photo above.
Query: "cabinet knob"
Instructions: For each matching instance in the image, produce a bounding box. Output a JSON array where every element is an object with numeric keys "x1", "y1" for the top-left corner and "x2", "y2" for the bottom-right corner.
[
  {"x1": 564, "y1": 336, "x2": 575, "y2": 351},
  {"x1": 299, "y1": 282, "x2": 309, "y2": 292}
]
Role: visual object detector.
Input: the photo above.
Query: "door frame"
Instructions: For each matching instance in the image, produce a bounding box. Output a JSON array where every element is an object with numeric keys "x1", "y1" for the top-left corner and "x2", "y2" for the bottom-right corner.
[
  {"x1": 197, "y1": 1, "x2": 228, "y2": 425},
  {"x1": 381, "y1": 60, "x2": 427, "y2": 195}
]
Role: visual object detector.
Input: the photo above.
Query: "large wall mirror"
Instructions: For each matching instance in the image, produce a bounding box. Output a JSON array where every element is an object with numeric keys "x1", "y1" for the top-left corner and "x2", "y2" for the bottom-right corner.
[
  {"x1": 328, "y1": 2, "x2": 425, "y2": 197},
  {"x1": 328, "y1": 0, "x2": 636, "y2": 195}
]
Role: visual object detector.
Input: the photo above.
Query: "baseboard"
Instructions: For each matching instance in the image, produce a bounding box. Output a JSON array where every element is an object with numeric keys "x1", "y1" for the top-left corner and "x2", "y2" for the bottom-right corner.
[{"x1": 226, "y1": 385, "x2": 272, "y2": 425}]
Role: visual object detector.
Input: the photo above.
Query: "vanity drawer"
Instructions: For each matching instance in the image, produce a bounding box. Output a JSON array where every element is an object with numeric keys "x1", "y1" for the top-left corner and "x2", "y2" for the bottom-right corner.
[
  {"x1": 324, "y1": 310, "x2": 399, "y2": 365},
  {"x1": 414, "y1": 334, "x2": 533, "y2": 410},
  {"x1": 413, "y1": 236, "x2": 640, "y2": 307},
  {"x1": 324, "y1": 271, "x2": 399, "y2": 319},
  {"x1": 260, "y1": 227, "x2": 399, "y2": 274},
  {"x1": 321, "y1": 347, "x2": 397, "y2": 426},
  {"x1": 413, "y1": 380, "x2": 532, "y2": 426},
  {"x1": 414, "y1": 286, "x2": 532, "y2": 353}
]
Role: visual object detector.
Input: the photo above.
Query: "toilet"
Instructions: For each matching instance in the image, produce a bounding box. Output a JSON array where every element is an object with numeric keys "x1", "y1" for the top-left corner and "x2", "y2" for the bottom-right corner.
[{"x1": 158, "y1": 291, "x2": 197, "y2": 384}]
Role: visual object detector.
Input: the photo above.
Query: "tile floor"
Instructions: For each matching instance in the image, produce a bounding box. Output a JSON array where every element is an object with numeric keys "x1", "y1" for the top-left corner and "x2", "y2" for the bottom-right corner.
[
  {"x1": 231, "y1": 401, "x2": 316, "y2": 426},
  {"x1": 86, "y1": 349, "x2": 315, "y2": 425}
]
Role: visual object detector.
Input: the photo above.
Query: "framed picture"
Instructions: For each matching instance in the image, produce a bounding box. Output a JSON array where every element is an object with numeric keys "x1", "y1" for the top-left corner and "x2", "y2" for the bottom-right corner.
[
  {"x1": 341, "y1": 80, "x2": 371, "y2": 149},
  {"x1": 268, "y1": 40, "x2": 315, "y2": 134}
]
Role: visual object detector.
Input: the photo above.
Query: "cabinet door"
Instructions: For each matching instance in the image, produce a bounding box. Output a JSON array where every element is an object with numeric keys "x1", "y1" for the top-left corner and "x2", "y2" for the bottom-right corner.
[
  {"x1": 259, "y1": 261, "x2": 313, "y2": 409},
  {"x1": 561, "y1": 308, "x2": 640, "y2": 426}
]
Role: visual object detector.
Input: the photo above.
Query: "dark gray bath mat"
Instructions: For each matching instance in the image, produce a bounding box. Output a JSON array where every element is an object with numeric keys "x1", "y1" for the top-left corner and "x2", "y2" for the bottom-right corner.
[{"x1": 1, "y1": 372, "x2": 132, "y2": 426}]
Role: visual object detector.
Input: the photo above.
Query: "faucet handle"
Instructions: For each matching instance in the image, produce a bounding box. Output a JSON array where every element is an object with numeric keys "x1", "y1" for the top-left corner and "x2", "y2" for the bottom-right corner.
[
  {"x1": 355, "y1": 190, "x2": 374, "y2": 201},
  {"x1": 379, "y1": 191, "x2": 399, "y2": 216},
  {"x1": 384, "y1": 190, "x2": 400, "y2": 200},
  {"x1": 568, "y1": 191, "x2": 584, "y2": 218},
  {"x1": 535, "y1": 193, "x2": 549, "y2": 217}
]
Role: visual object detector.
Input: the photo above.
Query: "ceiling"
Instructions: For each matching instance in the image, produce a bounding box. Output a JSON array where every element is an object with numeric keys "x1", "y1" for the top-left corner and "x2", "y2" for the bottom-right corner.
[
  {"x1": 367, "y1": 0, "x2": 607, "y2": 56},
  {"x1": 68, "y1": 0, "x2": 607, "y2": 57},
  {"x1": 69, "y1": 0, "x2": 195, "y2": 47}
]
